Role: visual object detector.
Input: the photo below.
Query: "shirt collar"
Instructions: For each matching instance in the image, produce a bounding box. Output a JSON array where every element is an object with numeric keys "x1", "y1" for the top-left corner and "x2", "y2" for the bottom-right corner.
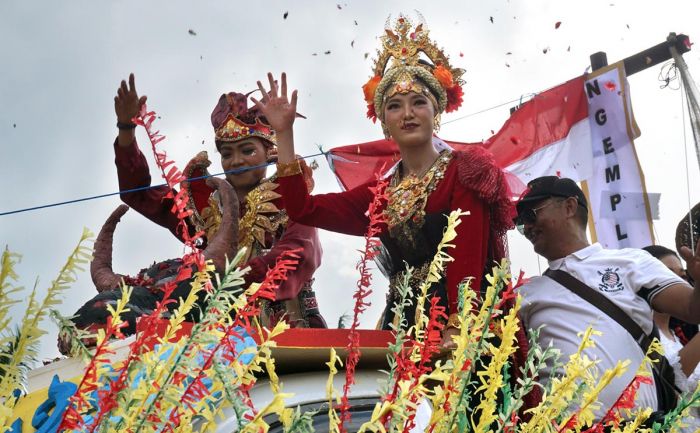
[{"x1": 548, "y1": 243, "x2": 601, "y2": 269}]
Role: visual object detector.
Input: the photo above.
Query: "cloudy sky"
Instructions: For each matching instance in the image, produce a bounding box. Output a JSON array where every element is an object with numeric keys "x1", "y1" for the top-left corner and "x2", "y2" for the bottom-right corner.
[{"x1": 1, "y1": 0, "x2": 699, "y2": 360}]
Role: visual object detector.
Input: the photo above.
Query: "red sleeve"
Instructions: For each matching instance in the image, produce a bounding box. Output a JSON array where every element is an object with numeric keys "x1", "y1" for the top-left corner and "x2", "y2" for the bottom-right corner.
[
  {"x1": 276, "y1": 172, "x2": 375, "y2": 236},
  {"x1": 446, "y1": 148, "x2": 516, "y2": 315},
  {"x1": 114, "y1": 137, "x2": 183, "y2": 240},
  {"x1": 244, "y1": 221, "x2": 322, "y2": 301},
  {"x1": 446, "y1": 186, "x2": 489, "y2": 315}
]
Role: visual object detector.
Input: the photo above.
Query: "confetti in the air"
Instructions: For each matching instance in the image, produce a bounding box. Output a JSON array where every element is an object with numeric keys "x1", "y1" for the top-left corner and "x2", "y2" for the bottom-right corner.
[
  {"x1": 510, "y1": 136, "x2": 520, "y2": 145},
  {"x1": 489, "y1": 16, "x2": 494, "y2": 23},
  {"x1": 13, "y1": 123, "x2": 16, "y2": 128},
  {"x1": 284, "y1": 11, "x2": 289, "y2": 19},
  {"x1": 364, "y1": 52, "x2": 369, "y2": 59},
  {"x1": 505, "y1": 63, "x2": 511, "y2": 68},
  {"x1": 567, "y1": 46, "x2": 571, "y2": 52},
  {"x1": 555, "y1": 21, "x2": 562, "y2": 29},
  {"x1": 354, "y1": 20, "x2": 358, "y2": 25},
  {"x1": 324, "y1": 50, "x2": 331, "y2": 55},
  {"x1": 337, "y1": 4, "x2": 342, "y2": 9},
  {"x1": 459, "y1": 52, "x2": 464, "y2": 57},
  {"x1": 543, "y1": 47, "x2": 550, "y2": 54},
  {"x1": 506, "y1": 51, "x2": 512, "y2": 55},
  {"x1": 188, "y1": 29, "x2": 197, "y2": 36},
  {"x1": 351, "y1": 40, "x2": 355, "y2": 48}
]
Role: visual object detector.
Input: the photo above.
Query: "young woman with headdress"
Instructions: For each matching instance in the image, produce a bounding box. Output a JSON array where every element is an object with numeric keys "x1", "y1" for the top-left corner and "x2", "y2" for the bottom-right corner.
[
  {"x1": 111, "y1": 74, "x2": 326, "y2": 329},
  {"x1": 252, "y1": 15, "x2": 515, "y2": 346}
]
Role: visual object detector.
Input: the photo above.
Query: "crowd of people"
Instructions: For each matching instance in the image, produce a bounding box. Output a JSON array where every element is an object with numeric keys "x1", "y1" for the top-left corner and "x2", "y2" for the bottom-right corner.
[{"x1": 71, "y1": 14, "x2": 700, "y2": 428}]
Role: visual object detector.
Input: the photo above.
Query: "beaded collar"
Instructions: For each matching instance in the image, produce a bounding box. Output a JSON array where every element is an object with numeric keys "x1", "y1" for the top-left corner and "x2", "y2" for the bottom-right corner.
[{"x1": 385, "y1": 150, "x2": 452, "y2": 231}]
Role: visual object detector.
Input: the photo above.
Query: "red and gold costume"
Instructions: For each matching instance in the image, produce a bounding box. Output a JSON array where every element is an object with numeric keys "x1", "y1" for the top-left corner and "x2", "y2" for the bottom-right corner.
[
  {"x1": 114, "y1": 91, "x2": 326, "y2": 328},
  {"x1": 275, "y1": 15, "x2": 513, "y2": 329},
  {"x1": 278, "y1": 143, "x2": 512, "y2": 329}
]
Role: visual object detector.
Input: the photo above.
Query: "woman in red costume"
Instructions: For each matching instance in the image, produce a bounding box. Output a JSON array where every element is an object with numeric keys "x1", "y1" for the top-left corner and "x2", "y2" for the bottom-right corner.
[
  {"x1": 111, "y1": 74, "x2": 326, "y2": 329},
  {"x1": 253, "y1": 15, "x2": 514, "y2": 344}
]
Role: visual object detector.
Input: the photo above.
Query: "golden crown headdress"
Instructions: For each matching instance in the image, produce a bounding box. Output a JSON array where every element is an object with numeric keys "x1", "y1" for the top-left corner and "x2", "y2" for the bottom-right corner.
[{"x1": 362, "y1": 13, "x2": 465, "y2": 123}]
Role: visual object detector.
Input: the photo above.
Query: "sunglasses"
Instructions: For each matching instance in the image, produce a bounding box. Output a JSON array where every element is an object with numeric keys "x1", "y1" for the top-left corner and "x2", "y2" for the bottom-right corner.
[{"x1": 515, "y1": 198, "x2": 565, "y2": 234}]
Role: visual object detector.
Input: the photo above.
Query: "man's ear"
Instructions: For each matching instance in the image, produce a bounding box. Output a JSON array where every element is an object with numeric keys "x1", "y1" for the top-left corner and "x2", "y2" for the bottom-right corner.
[{"x1": 565, "y1": 197, "x2": 579, "y2": 217}]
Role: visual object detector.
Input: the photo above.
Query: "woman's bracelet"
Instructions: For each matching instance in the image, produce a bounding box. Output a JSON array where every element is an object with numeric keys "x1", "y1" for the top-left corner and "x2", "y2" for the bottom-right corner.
[
  {"x1": 276, "y1": 160, "x2": 302, "y2": 177},
  {"x1": 117, "y1": 122, "x2": 137, "y2": 130}
]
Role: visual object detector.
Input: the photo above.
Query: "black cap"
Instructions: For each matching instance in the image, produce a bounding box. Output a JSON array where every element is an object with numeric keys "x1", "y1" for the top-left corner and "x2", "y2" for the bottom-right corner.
[{"x1": 516, "y1": 176, "x2": 588, "y2": 214}]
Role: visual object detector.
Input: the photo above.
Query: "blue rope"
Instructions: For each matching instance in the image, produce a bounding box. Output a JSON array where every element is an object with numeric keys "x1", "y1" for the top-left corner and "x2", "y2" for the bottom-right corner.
[{"x1": 0, "y1": 151, "x2": 327, "y2": 217}]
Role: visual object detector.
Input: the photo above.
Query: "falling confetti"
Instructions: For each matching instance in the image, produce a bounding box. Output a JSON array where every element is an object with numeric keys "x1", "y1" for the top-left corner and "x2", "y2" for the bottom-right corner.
[
  {"x1": 201, "y1": 140, "x2": 205, "y2": 144},
  {"x1": 555, "y1": 21, "x2": 562, "y2": 29},
  {"x1": 324, "y1": 50, "x2": 331, "y2": 55},
  {"x1": 354, "y1": 20, "x2": 358, "y2": 25},
  {"x1": 626, "y1": 24, "x2": 630, "y2": 29},
  {"x1": 510, "y1": 136, "x2": 520, "y2": 145},
  {"x1": 312, "y1": 53, "x2": 318, "y2": 56},
  {"x1": 542, "y1": 47, "x2": 550, "y2": 54},
  {"x1": 489, "y1": 16, "x2": 494, "y2": 23},
  {"x1": 351, "y1": 40, "x2": 355, "y2": 47},
  {"x1": 200, "y1": 55, "x2": 203, "y2": 60},
  {"x1": 283, "y1": 11, "x2": 289, "y2": 19},
  {"x1": 188, "y1": 29, "x2": 197, "y2": 36},
  {"x1": 337, "y1": 4, "x2": 342, "y2": 9},
  {"x1": 13, "y1": 123, "x2": 16, "y2": 128},
  {"x1": 505, "y1": 63, "x2": 511, "y2": 68},
  {"x1": 556, "y1": 170, "x2": 562, "y2": 177},
  {"x1": 364, "y1": 52, "x2": 369, "y2": 59},
  {"x1": 459, "y1": 52, "x2": 464, "y2": 57},
  {"x1": 567, "y1": 46, "x2": 571, "y2": 52},
  {"x1": 506, "y1": 51, "x2": 512, "y2": 55},
  {"x1": 490, "y1": 129, "x2": 495, "y2": 135}
]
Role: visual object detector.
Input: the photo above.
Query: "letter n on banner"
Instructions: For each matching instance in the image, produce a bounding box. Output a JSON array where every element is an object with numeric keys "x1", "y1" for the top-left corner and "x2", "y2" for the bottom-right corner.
[{"x1": 582, "y1": 62, "x2": 655, "y2": 248}]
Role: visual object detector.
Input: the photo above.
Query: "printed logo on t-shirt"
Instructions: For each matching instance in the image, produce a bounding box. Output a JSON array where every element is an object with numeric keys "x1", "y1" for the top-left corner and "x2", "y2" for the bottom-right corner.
[{"x1": 598, "y1": 267, "x2": 624, "y2": 293}]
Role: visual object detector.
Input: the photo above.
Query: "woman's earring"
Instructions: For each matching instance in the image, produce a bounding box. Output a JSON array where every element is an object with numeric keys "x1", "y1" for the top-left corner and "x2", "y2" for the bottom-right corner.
[
  {"x1": 433, "y1": 114, "x2": 441, "y2": 133},
  {"x1": 382, "y1": 123, "x2": 391, "y2": 140}
]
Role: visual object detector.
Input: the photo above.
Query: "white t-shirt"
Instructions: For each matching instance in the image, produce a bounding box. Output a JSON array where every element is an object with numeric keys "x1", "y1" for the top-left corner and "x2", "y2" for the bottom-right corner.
[{"x1": 518, "y1": 243, "x2": 686, "y2": 416}]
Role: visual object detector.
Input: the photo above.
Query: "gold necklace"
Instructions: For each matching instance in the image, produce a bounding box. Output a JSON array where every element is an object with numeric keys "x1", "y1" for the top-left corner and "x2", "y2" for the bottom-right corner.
[{"x1": 385, "y1": 150, "x2": 452, "y2": 230}]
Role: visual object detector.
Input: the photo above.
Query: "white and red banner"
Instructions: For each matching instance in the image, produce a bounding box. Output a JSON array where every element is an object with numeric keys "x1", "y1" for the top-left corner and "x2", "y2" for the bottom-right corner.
[
  {"x1": 327, "y1": 62, "x2": 654, "y2": 248},
  {"x1": 583, "y1": 63, "x2": 654, "y2": 248}
]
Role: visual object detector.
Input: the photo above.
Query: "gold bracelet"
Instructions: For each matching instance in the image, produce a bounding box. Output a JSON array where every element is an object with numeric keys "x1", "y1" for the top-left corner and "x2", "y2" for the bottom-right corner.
[
  {"x1": 277, "y1": 159, "x2": 301, "y2": 177},
  {"x1": 446, "y1": 313, "x2": 461, "y2": 329},
  {"x1": 276, "y1": 160, "x2": 302, "y2": 177}
]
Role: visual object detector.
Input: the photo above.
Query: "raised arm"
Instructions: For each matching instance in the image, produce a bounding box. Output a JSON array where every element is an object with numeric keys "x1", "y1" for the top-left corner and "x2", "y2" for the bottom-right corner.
[
  {"x1": 115, "y1": 73, "x2": 148, "y2": 149},
  {"x1": 252, "y1": 72, "x2": 376, "y2": 235},
  {"x1": 651, "y1": 241, "x2": 700, "y2": 324},
  {"x1": 113, "y1": 73, "x2": 183, "y2": 240}
]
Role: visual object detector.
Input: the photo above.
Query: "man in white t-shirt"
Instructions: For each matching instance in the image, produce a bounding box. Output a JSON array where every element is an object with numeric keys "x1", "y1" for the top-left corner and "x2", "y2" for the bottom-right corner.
[{"x1": 514, "y1": 176, "x2": 700, "y2": 417}]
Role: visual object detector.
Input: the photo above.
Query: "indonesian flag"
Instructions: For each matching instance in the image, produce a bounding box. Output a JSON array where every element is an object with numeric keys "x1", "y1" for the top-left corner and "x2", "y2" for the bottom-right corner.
[{"x1": 327, "y1": 75, "x2": 591, "y2": 193}]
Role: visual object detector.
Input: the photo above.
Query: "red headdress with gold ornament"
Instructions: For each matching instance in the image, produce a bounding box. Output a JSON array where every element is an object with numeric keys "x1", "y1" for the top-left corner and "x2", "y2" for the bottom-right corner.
[
  {"x1": 362, "y1": 13, "x2": 465, "y2": 125},
  {"x1": 211, "y1": 91, "x2": 277, "y2": 147}
]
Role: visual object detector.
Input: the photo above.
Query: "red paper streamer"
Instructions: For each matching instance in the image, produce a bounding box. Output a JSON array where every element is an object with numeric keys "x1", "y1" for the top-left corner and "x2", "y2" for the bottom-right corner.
[{"x1": 339, "y1": 174, "x2": 389, "y2": 433}]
